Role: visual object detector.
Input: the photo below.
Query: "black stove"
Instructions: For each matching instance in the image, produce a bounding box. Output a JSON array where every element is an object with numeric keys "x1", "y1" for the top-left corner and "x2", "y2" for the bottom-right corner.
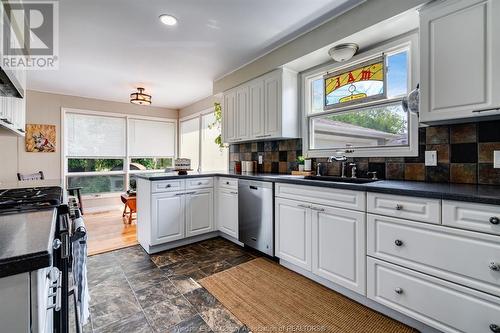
[{"x1": 0, "y1": 186, "x2": 63, "y2": 214}]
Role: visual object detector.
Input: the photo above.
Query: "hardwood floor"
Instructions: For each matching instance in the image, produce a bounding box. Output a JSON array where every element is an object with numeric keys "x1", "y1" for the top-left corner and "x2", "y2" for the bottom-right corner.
[{"x1": 85, "y1": 209, "x2": 138, "y2": 256}]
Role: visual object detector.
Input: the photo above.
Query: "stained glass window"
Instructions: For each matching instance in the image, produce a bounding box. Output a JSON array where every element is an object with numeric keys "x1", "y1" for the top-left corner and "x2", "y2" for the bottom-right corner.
[{"x1": 324, "y1": 57, "x2": 385, "y2": 110}]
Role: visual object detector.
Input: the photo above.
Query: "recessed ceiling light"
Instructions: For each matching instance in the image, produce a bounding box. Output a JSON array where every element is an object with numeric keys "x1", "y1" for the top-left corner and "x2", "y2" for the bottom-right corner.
[{"x1": 159, "y1": 14, "x2": 178, "y2": 26}]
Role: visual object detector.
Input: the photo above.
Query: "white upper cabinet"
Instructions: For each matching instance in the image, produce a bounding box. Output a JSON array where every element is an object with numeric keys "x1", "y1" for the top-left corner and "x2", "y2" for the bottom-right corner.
[
  {"x1": 222, "y1": 68, "x2": 298, "y2": 143},
  {"x1": 419, "y1": 0, "x2": 500, "y2": 123}
]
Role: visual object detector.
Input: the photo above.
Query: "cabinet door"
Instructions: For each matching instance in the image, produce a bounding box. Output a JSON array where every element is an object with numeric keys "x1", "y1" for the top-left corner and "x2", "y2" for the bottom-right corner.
[
  {"x1": 216, "y1": 188, "x2": 238, "y2": 239},
  {"x1": 249, "y1": 79, "x2": 265, "y2": 138},
  {"x1": 151, "y1": 192, "x2": 185, "y2": 245},
  {"x1": 312, "y1": 204, "x2": 366, "y2": 294},
  {"x1": 235, "y1": 85, "x2": 250, "y2": 141},
  {"x1": 222, "y1": 90, "x2": 236, "y2": 142},
  {"x1": 264, "y1": 72, "x2": 282, "y2": 137},
  {"x1": 275, "y1": 197, "x2": 311, "y2": 270},
  {"x1": 420, "y1": 0, "x2": 500, "y2": 122},
  {"x1": 186, "y1": 189, "x2": 214, "y2": 237}
]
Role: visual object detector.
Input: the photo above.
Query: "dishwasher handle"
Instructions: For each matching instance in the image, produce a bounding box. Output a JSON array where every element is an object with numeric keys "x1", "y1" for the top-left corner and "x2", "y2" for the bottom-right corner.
[{"x1": 249, "y1": 185, "x2": 259, "y2": 190}]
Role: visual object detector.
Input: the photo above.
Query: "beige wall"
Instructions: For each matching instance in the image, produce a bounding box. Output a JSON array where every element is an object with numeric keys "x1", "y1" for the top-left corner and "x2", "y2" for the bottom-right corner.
[
  {"x1": 0, "y1": 90, "x2": 178, "y2": 183},
  {"x1": 213, "y1": 0, "x2": 428, "y2": 93},
  {"x1": 178, "y1": 94, "x2": 222, "y2": 119}
]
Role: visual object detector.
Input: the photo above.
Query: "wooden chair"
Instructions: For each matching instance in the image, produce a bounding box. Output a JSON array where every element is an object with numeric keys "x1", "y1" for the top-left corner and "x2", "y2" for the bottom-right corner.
[
  {"x1": 121, "y1": 193, "x2": 137, "y2": 224},
  {"x1": 17, "y1": 171, "x2": 44, "y2": 181}
]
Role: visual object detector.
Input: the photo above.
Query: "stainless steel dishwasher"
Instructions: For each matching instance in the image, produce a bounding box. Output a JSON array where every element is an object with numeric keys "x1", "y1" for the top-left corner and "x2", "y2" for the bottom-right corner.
[{"x1": 238, "y1": 179, "x2": 274, "y2": 256}]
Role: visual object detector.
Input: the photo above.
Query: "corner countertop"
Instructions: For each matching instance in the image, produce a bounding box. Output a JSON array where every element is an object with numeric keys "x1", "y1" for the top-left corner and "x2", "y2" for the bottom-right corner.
[
  {"x1": 0, "y1": 209, "x2": 57, "y2": 278},
  {"x1": 135, "y1": 171, "x2": 500, "y2": 205}
]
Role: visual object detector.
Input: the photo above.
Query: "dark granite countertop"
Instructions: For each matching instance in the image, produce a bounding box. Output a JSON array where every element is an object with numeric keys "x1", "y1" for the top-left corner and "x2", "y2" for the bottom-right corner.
[
  {"x1": 0, "y1": 209, "x2": 57, "y2": 278},
  {"x1": 136, "y1": 172, "x2": 500, "y2": 205}
]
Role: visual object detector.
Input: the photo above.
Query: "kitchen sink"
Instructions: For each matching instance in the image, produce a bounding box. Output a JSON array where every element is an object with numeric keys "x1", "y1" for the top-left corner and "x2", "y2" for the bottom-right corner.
[{"x1": 303, "y1": 175, "x2": 378, "y2": 184}]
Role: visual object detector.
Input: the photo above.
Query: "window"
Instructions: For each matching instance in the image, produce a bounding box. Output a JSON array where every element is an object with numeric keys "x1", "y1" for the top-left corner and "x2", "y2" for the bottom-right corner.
[
  {"x1": 303, "y1": 35, "x2": 418, "y2": 158},
  {"x1": 64, "y1": 110, "x2": 176, "y2": 195},
  {"x1": 179, "y1": 108, "x2": 228, "y2": 172}
]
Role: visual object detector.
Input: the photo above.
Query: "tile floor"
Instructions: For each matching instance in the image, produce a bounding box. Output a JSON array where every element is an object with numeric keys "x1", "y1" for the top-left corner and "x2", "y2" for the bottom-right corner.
[{"x1": 78, "y1": 237, "x2": 260, "y2": 333}]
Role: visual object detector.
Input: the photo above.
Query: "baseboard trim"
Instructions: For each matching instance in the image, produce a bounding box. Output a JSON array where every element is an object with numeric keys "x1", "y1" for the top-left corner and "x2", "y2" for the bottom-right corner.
[{"x1": 279, "y1": 259, "x2": 441, "y2": 333}]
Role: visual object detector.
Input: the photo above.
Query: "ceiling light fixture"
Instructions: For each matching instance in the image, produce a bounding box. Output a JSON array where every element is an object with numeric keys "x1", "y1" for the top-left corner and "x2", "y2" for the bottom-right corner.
[
  {"x1": 159, "y1": 14, "x2": 178, "y2": 26},
  {"x1": 130, "y1": 87, "x2": 152, "y2": 105},
  {"x1": 328, "y1": 43, "x2": 359, "y2": 62}
]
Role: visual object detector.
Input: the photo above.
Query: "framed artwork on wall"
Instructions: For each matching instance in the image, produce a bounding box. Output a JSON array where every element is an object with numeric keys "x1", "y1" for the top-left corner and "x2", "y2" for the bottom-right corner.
[{"x1": 25, "y1": 124, "x2": 56, "y2": 152}]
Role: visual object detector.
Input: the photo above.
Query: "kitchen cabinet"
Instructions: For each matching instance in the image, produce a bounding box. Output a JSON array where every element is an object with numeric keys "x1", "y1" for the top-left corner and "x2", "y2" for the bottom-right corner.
[
  {"x1": 222, "y1": 68, "x2": 298, "y2": 143},
  {"x1": 312, "y1": 205, "x2": 366, "y2": 294},
  {"x1": 216, "y1": 187, "x2": 238, "y2": 239},
  {"x1": 151, "y1": 191, "x2": 185, "y2": 245},
  {"x1": 419, "y1": 0, "x2": 500, "y2": 123},
  {"x1": 275, "y1": 197, "x2": 312, "y2": 271},
  {"x1": 186, "y1": 189, "x2": 214, "y2": 237}
]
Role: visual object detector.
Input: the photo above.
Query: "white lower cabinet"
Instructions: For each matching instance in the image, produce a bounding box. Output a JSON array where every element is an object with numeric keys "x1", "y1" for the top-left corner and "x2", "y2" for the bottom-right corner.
[
  {"x1": 186, "y1": 189, "x2": 214, "y2": 237},
  {"x1": 151, "y1": 191, "x2": 185, "y2": 245},
  {"x1": 275, "y1": 194, "x2": 366, "y2": 295},
  {"x1": 275, "y1": 197, "x2": 312, "y2": 270},
  {"x1": 368, "y1": 257, "x2": 500, "y2": 333},
  {"x1": 216, "y1": 187, "x2": 238, "y2": 239},
  {"x1": 312, "y1": 205, "x2": 366, "y2": 294}
]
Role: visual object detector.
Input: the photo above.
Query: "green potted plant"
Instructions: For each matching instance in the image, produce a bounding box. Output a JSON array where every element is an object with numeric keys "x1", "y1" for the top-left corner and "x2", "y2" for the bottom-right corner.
[
  {"x1": 208, "y1": 102, "x2": 227, "y2": 149},
  {"x1": 297, "y1": 155, "x2": 305, "y2": 171}
]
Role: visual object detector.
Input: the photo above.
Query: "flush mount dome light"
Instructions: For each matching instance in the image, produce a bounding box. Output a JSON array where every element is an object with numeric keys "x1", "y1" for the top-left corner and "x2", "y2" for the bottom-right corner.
[
  {"x1": 159, "y1": 14, "x2": 178, "y2": 26},
  {"x1": 130, "y1": 87, "x2": 152, "y2": 105},
  {"x1": 328, "y1": 43, "x2": 359, "y2": 62}
]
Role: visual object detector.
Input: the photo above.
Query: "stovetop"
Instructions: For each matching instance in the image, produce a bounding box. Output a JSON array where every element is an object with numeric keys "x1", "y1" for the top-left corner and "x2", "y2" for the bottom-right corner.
[{"x1": 0, "y1": 186, "x2": 63, "y2": 215}]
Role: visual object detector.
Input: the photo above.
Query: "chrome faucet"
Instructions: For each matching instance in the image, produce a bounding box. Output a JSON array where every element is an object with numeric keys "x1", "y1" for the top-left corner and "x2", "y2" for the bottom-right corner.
[
  {"x1": 341, "y1": 162, "x2": 347, "y2": 178},
  {"x1": 316, "y1": 163, "x2": 322, "y2": 176},
  {"x1": 349, "y1": 163, "x2": 357, "y2": 178}
]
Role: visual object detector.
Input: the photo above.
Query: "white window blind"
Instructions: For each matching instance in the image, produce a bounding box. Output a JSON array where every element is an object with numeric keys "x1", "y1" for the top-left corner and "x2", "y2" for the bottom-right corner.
[
  {"x1": 128, "y1": 119, "x2": 176, "y2": 157},
  {"x1": 179, "y1": 117, "x2": 200, "y2": 171},
  {"x1": 65, "y1": 113, "x2": 126, "y2": 157},
  {"x1": 201, "y1": 112, "x2": 228, "y2": 171}
]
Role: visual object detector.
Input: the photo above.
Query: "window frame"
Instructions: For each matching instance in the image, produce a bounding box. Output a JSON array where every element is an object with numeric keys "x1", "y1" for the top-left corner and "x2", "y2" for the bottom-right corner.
[
  {"x1": 179, "y1": 107, "x2": 228, "y2": 173},
  {"x1": 301, "y1": 32, "x2": 419, "y2": 158},
  {"x1": 61, "y1": 108, "x2": 177, "y2": 198}
]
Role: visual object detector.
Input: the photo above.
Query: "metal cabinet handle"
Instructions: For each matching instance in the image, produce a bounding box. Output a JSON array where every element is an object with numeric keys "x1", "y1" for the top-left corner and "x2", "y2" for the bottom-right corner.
[
  {"x1": 226, "y1": 181, "x2": 230, "y2": 185},
  {"x1": 18, "y1": 128, "x2": 25, "y2": 133},
  {"x1": 165, "y1": 184, "x2": 171, "y2": 188},
  {"x1": 311, "y1": 206, "x2": 325, "y2": 212},
  {"x1": 1, "y1": 118, "x2": 12, "y2": 124},
  {"x1": 230, "y1": 191, "x2": 238, "y2": 195},
  {"x1": 298, "y1": 204, "x2": 311, "y2": 209},
  {"x1": 255, "y1": 134, "x2": 271, "y2": 138},
  {"x1": 175, "y1": 193, "x2": 184, "y2": 196},
  {"x1": 198, "y1": 182, "x2": 202, "y2": 185},
  {"x1": 394, "y1": 287, "x2": 403, "y2": 294},
  {"x1": 490, "y1": 324, "x2": 500, "y2": 333},
  {"x1": 490, "y1": 217, "x2": 499, "y2": 225},
  {"x1": 396, "y1": 204, "x2": 403, "y2": 211},
  {"x1": 394, "y1": 239, "x2": 404, "y2": 247},
  {"x1": 489, "y1": 262, "x2": 500, "y2": 271},
  {"x1": 472, "y1": 107, "x2": 500, "y2": 113}
]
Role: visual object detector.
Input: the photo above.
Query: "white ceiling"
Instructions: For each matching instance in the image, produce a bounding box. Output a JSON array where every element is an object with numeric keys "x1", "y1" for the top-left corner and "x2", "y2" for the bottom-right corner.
[{"x1": 27, "y1": 0, "x2": 363, "y2": 109}]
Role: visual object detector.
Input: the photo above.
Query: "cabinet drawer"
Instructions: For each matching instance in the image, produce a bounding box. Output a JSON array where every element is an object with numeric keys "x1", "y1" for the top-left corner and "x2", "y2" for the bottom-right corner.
[
  {"x1": 443, "y1": 200, "x2": 500, "y2": 235},
  {"x1": 186, "y1": 177, "x2": 213, "y2": 189},
  {"x1": 367, "y1": 192, "x2": 441, "y2": 224},
  {"x1": 276, "y1": 183, "x2": 365, "y2": 211},
  {"x1": 152, "y1": 180, "x2": 185, "y2": 193},
  {"x1": 367, "y1": 214, "x2": 500, "y2": 297},
  {"x1": 367, "y1": 257, "x2": 500, "y2": 333},
  {"x1": 217, "y1": 177, "x2": 238, "y2": 190}
]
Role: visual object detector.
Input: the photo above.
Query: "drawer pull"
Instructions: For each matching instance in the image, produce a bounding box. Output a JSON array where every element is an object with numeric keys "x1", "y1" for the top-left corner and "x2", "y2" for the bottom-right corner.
[
  {"x1": 298, "y1": 204, "x2": 311, "y2": 209},
  {"x1": 311, "y1": 206, "x2": 325, "y2": 212},
  {"x1": 165, "y1": 184, "x2": 171, "y2": 188},
  {"x1": 490, "y1": 217, "x2": 499, "y2": 225},
  {"x1": 490, "y1": 324, "x2": 500, "y2": 333},
  {"x1": 394, "y1": 287, "x2": 403, "y2": 294},
  {"x1": 394, "y1": 239, "x2": 404, "y2": 247},
  {"x1": 489, "y1": 262, "x2": 500, "y2": 271},
  {"x1": 396, "y1": 204, "x2": 403, "y2": 210},
  {"x1": 226, "y1": 181, "x2": 230, "y2": 185},
  {"x1": 198, "y1": 182, "x2": 202, "y2": 185}
]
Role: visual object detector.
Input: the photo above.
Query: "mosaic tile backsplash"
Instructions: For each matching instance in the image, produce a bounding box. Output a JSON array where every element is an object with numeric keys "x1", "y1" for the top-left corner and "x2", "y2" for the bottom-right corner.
[{"x1": 229, "y1": 120, "x2": 500, "y2": 185}]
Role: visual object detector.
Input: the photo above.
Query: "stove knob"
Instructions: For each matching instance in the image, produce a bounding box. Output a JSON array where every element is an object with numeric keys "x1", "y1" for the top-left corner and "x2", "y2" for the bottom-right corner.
[{"x1": 52, "y1": 238, "x2": 62, "y2": 250}]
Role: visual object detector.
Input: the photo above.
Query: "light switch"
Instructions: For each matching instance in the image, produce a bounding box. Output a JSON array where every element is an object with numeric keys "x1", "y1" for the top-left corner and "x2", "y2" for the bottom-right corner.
[
  {"x1": 494, "y1": 151, "x2": 500, "y2": 168},
  {"x1": 425, "y1": 150, "x2": 437, "y2": 166},
  {"x1": 258, "y1": 154, "x2": 263, "y2": 165}
]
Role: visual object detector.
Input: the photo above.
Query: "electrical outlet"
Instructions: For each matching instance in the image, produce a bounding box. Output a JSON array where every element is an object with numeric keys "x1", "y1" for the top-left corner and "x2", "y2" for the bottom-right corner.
[
  {"x1": 494, "y1": 151, "x2": 500, "y2": 168},
  {"x1": 258, "y1": 154, "x2": 263, "y2": 165},
  {"x1": 425, "y1": 150, "x2": 437, "y2": 166}
]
